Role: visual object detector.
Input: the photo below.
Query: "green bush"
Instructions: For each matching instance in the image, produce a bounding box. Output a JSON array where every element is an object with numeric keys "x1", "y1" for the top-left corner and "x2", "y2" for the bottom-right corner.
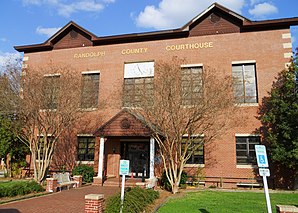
[
  {"x1": 72, "y1": 165, "x2": 94, "y2": 183},
  {"x1": 161, "y1": 170, "x2": 188, "y2": 191},
  {"x1": 0, "y1": 180, "x2": 44, "y2": 197},
  {"x1": 105, "y1": 187, "x2": 159, "y2": 213}
]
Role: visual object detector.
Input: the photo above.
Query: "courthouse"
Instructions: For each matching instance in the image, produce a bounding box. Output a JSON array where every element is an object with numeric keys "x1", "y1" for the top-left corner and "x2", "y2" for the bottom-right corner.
[{"x1": 15, "y1": 3, "x2": 298, "y2": 187}]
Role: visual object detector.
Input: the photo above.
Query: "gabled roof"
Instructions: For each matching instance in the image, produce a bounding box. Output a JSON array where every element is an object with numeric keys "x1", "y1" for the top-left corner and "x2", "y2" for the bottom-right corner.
[
  {"x1": 94, "y1": 108, "x2": 153, "y2": 137},
  {"x1": 180, "y1": 3, "x2": 250, "y2": 31},
  {"x1": 15, "y1": 21, "x2": 97, "y2": 53},
  {"x1": 14, "y1": 3, "x2": 298, "y2": 53}
]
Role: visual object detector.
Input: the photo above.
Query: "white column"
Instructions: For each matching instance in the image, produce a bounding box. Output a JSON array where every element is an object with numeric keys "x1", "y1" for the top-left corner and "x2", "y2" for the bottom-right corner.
[
  {"x1": 149, "y1": 137, "x2": 155, "y2": 179},
  {"x1": 97, "y1": 136, "x2": 104, "y2": 179}
]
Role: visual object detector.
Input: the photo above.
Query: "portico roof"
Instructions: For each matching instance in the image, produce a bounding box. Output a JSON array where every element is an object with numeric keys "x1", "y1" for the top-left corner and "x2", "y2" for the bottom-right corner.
[{"x1": 94, "y1": 109, "x2": 153, "y2": 137}]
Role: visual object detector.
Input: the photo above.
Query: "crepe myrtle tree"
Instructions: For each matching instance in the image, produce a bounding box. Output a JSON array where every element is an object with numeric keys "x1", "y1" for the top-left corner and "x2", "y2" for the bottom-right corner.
[
  {"x1": 126, "y1": 57, "x2": 237, "y2": 194},
  {"x1": 17, "y1": 64, "x2": 83, "y2": 183}
]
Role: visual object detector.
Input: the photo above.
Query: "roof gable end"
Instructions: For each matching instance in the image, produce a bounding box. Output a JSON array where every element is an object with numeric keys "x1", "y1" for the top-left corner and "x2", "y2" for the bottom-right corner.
[
  {"x1": 48, "y1": 21, "x2": 96, "y2": 50},
  {"x1": 94, "y1": 109, "x2": 152, "y2": 137},
  {"x1": 182, "y1": 3, "x2": 249, "y2": 36}
]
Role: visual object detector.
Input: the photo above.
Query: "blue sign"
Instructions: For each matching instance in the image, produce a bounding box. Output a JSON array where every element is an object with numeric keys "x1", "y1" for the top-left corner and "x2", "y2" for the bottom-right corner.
[
  {"x1": 255, "y1": 145, "x2": 269, "y2": 168},
  {"x1": 119, "y1": 160, "x2": 130, "y2": 175}
]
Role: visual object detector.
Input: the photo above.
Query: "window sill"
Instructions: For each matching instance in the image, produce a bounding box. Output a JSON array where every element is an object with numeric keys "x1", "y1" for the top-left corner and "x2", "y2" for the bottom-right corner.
[
  {"x1": 39, "y1": 109, "x2": 57, "y2": 112},
  {"x1": 236, "y1": 165, "x2": 257, "y2": 169},
  {"x1": 80, "y1": 108, "x2": 98, "y2": 112},
  {"x1": 236, "y1": 103, "x2": 259, "y2": 107},
  {"x1": 185, "y1": 164, "x2": 205, "y2": 168},
  {"x1": 76, "y1": 161, "x2": 94, "y2": 164}
]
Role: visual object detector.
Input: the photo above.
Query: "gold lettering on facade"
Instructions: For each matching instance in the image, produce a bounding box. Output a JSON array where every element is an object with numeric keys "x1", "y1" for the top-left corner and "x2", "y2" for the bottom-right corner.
[
  {"x1": 74, "y1": 51, "x2": 105, "y2": 59},
  {"x1": 165, "y1": 42, "x2": 213, "y2": 51},
  {"x1": 121, "y1": 48, "x2": 148, "y2": 55}
]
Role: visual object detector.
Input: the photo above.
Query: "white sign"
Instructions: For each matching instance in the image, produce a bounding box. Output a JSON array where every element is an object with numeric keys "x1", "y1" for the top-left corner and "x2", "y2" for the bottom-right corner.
[
  {"x1": 119, "y1": 160, "x2": 130, "y2": 213},
  {"x1": 259, "y1": 168, "x2": 270, "y2": 177},
  {"x1": 124, "y1": 61, "x2": 154, "y2": 78},
  {"x1": 255, "y1": 145, "x2": 269, "y2": 168},
  {"x1": 119, "y1": 160, "x2": 130, "y2": 175}
]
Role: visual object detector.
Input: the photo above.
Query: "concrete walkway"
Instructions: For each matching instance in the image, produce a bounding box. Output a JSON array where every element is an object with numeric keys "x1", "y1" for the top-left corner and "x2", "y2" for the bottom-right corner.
[{"x1": 0, "y1": 185, "x2": 120, "y2": 213}]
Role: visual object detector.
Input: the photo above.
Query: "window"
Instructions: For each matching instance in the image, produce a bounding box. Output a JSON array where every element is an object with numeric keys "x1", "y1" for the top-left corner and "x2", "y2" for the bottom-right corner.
[
  {"x1": 236, "y1": 136, "x2": 260, "y2": 165},
  {"x1": 183, "y1": 137, "x2": 204, "y2": 164},
  {"x1": 42, "y1": 75, "x2": 60, "y2": 109},
  {"x1": 232, "y1": 63, "x2": 257, "y2": 103},
  {"x1": 81, "y1": 73, "x2": 100, "y2": 109},
  {"x1": 181, "y1": 66, "x2": 203, "y2": 105},
  {"x1": 123, "y1": 62, "x2": 154, "y2": 107},
  {"x1": 123, "y1": 77, "x2": 153, "y2": 107},
  {"x1": 77, "y1": 136, "x2": 95, "y2": 161}
]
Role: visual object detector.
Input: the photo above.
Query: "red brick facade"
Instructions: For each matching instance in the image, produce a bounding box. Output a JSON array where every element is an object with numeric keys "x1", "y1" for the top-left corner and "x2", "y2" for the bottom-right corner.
[{"x1": 15, "y1": 3, "x2": 297, "y2": 188}]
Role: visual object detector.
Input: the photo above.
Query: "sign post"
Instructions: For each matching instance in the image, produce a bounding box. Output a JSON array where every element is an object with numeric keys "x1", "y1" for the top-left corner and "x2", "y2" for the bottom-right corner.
[
  {"x1": 255, "y1": 145, "x2": 272, "y2": 213},
  {"x1": 119, "y1": 160, "x2": 129, "y2": 213}
]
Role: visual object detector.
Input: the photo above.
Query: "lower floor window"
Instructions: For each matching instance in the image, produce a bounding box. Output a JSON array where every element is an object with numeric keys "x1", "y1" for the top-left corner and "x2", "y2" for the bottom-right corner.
[
  {"x1": 77, "y1": 136, "x2": 95, "y2": 161},
  {"x1": 236, "y1": 136, "x2": 260, "y2": 165},
  {"x1": 183, "y1": 137, "x2": 204, "y2": 164}
]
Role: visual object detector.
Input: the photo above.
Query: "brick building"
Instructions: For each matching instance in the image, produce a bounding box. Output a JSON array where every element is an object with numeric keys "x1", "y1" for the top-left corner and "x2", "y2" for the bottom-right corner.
[{"x1": 15, "y1": 3, "x2": 298, "y2": 188}]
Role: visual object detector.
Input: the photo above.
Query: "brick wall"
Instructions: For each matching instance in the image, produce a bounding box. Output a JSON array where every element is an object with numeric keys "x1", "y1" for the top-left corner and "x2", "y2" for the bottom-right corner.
[{"x1": 23, "y1": 27, "x2": 292, "y2": 186}]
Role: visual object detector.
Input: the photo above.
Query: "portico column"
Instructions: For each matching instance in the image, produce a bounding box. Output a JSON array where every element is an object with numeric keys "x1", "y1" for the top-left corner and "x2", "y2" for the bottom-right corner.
[
  {"x1": 149, "y1": 137, "x2": 155, "y2": 179},
  {"x1": 97, "y1": 136, "x2": 104, "y2": 179}
]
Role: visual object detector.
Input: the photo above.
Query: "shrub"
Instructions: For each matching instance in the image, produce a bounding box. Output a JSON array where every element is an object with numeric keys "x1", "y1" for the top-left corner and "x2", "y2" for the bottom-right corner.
[
  {"x1": 105, "y1": 187, "x2": 159, "y2": 213},
  {"x1": 72, "y1": 165, "x2": 94, "y2": 183},
  {"x1": 161, "y1": 170, "x2": 188, "y2": 191},
  {"x1": 0, "y1": 180, "x2": 44, "y2": 198}
]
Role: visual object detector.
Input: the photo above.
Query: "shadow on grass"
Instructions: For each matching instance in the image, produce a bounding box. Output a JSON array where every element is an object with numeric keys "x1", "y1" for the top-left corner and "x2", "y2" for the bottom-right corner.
[{"x1": 199, "y1": 208, "x2": 210, "y2": 213}]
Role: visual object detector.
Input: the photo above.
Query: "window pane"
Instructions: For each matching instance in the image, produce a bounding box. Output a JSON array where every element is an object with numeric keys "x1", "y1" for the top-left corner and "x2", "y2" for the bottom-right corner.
[
  {"x1": 183, "y1": 137, "x2": 204, "y2": 164},
  {"x1": 77, "y1": 137, "x2": 95, "y2": 161},
  {"x1": 236, "y1": 136, "x2": 260, "y2": 165},
  {"x1": 42, "y1": 76, "x2": 60, "y2": 109},
  {"x1": 232, "y1": 64, "x2": 257, "y2": 103},
  {"x1": 181, "y1": 66, "x2": 203, "y2": 105},
  {"x1": 81, "y1": 73, "x2": 100, "y2": 108},
  {"x1": 123, "y1": 77, "x2": 153, "y2": 107}
]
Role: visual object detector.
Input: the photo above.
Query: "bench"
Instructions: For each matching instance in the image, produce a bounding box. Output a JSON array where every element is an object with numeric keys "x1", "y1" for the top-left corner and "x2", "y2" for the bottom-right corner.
[
  {"x1": 236, "y1": 182, "x2": 263, "y2": 188},
  {"x1": 186, "y1": 181, "x2": 205, "y2": 187},
  {"x1": 53, "y1": 172, "x2": 77, "y2": 191}
]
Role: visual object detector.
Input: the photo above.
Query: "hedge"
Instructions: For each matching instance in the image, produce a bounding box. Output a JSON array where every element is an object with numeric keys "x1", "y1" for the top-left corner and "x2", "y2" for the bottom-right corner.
[
  {"x1": 105, "y1": 187, "x2": 159, "y2": 213},
  {"x1": 0, "y1": 180, "x2": 44, "y2": 197}
]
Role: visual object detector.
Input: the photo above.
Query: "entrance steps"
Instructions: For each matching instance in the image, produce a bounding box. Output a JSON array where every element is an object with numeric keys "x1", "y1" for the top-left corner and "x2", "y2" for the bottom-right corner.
[{"x1": 103, "y1": 177, "x2": 146, "y2": 187}]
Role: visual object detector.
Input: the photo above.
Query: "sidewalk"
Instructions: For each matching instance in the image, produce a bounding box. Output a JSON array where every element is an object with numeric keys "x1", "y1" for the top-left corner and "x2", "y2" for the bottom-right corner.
[{"x1": 0, "y1": 185, "x2": 120, "y2": 213}]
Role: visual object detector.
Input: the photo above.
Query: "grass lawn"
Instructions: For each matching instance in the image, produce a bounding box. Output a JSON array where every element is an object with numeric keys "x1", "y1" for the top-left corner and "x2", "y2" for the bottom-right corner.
[{"x1": 157, "y1": 190, "x2": 298, "y2": 213}]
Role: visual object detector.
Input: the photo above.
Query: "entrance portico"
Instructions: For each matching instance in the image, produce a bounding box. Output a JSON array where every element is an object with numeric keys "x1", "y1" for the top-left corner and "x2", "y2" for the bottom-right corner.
[{"x1": 94, "y1": 109, "x2": 155, "y2": 184}]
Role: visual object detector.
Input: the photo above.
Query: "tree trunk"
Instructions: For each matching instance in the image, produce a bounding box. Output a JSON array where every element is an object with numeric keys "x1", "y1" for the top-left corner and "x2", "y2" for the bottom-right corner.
[{"x1": 172, "y1": 182, "x2": 179, "y2": 194}]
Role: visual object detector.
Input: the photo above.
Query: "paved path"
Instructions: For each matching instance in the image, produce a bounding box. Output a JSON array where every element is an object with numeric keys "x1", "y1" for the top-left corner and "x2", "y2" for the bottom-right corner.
[{"x1": 0, "y1": 185, "x2": 120, "y2": 213}]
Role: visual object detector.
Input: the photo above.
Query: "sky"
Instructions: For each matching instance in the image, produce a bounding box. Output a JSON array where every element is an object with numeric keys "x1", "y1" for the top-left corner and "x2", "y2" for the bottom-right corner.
[{"x1": 0, "y1": 0, "x2": 298, "y2": 67}]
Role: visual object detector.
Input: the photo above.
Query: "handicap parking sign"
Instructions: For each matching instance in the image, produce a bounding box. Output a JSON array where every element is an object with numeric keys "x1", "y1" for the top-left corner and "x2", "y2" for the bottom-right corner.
[{"x1": 255, "y1": 145, "x2": 269, "y2": 168}]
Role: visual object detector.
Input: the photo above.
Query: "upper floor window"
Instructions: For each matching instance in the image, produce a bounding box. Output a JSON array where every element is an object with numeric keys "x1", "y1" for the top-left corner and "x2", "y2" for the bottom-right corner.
[
  {"x1": 123, "y1": 62, "x2": 154, "y2": 107},
  {"x1": 232, "y1": 63, "x2": 257, "y2": 103},
  {"x1": 181, "y1": 65, "x2": 203, "y2": 105},
  {"x1": 81, "y1": 72, "x2": 100, "y2": 109},
  {"x1": 77, "y1": 136, "x2": 95, "y2": 161},
  {"x1": 42, "y1": 74, "x2": 60, "y2": 110},
  {"x1": 236, "y1": 135, "x2": 260, "y2": 165}
]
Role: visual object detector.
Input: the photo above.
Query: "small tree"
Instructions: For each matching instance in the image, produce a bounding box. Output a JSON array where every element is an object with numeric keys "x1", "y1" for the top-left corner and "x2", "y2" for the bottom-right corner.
[
  {"x1": 17, "y1": 64, "x2": 82, "y2": 183},
  {"x1": 258, "y1": 50, "x2": 298, "y2": 189},
  {"x1": 128, "y1": 57, "x2": 237, "y2": 194}
]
